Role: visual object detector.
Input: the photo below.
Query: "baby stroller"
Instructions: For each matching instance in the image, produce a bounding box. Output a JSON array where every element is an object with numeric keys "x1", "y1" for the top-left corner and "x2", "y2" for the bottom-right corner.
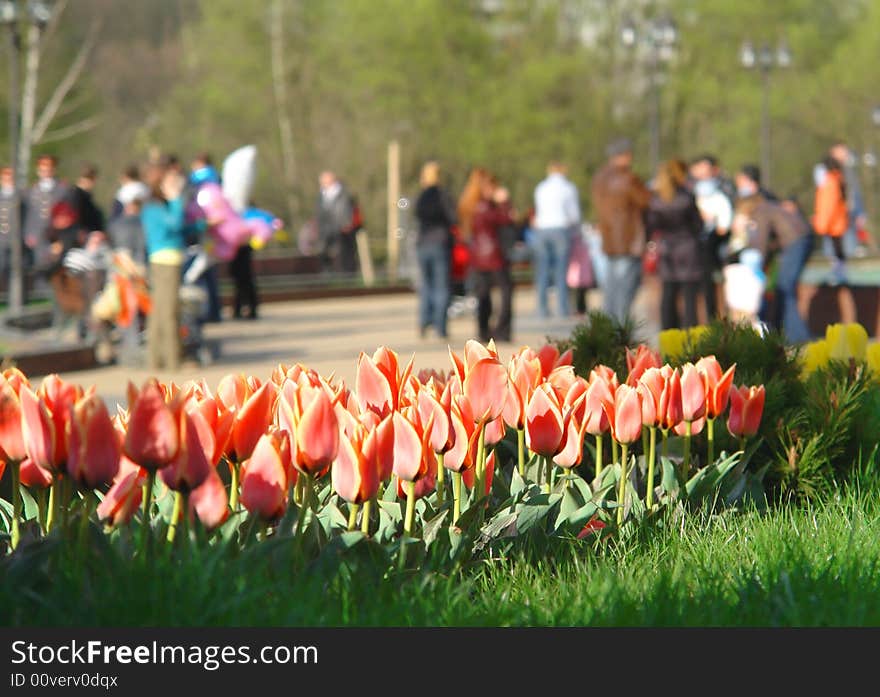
[
  {"x1": 180, "y1": 246, "x2": 220, "y2": 366},
  {"x1": 447, "y1": 225, "x2": 477, "y2": 319}
]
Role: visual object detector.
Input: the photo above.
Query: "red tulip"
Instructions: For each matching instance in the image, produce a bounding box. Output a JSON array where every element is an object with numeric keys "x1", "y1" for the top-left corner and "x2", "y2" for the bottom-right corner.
[
  {"x1": 124, "y1": 379, "x2": 179, "y2": 470},
  {"x1": 625, "y1": 345, "x2": 661, "y2": 386},
  {"x1": 727, "y1": 385, "x2": 765, "y2": 438},
  {"x1": 417, "y1": 389, "x2": 454, "y2": 454},
  {"x1": 534, "y1": 344, "x2": 573, "y2": 380},
  {"x1": 231, "y1": 382, "x2": 276, "y2": 462},
  {"x1": 583, "y1": 372, "x2": 615, "y2": 436},
  {"x1": 159, "y1": 407, "x2": 213, "y2": 493},
  {"x1": 391, "y1": 411, "x2": 430, "y2": 482},
  {"x1": 695, "y1": 356, "x2": 736, "y2": 419},
  {"x1": 563, "y1": 377, "x2": 590, "y2": 426},
  {"x1": 97, "y1": 455, "x2": 145, "y2": 526},
  {"x1": 189, "y1": 468, "x2": 230, "y2": 529},
  {"x1": 442, "y1": 397, "x2": 479, "y2": 473},
  {"x1": 37, "y1": 375, "x2": 82, "y2": 467},
  {"x1": 19, "y1": 458, "x2": 52, "y2": 489},
  {"x1": 502, "y1": 353, "x2": 542, "y2": 430},
  {"x1": 356, "y1": 346, "x2": 412, "y2": 417},
  {"x1": 332, "y1": 423, "x2": 381, "y2": 504},
  {"x1": 553, "y1": 407, "x2": 590, "y2": 468},
  {"x1": 525, "y1": 384, "x2": 566, "y2": 457},
  {"x1": 657, "y1": 366, "x2": 683, "y2": 431},
  {"x1": 679, "y1": 363, "x2": 706, "y2": 423},
  {"x1": 67, "y1": 394, "x2": 121, "y2": 489},
  {"x1": 636, "y1": 367, "x2": 664, "y2": 427},
  {"x1": 547, "y1": 365, "x2": 577, "y2": 403},
  {"x1": 240, "y1": 431, "x2": 290, "y2": 520},
  {"x1": 483, "y1": 415, "x2": 506, "y2": 445},
  {"x1": 0, "y1": 372, "x2": 26, "y2": 462},
  {"x1": 396, "y1": 449, "x2": 438, "y2": 500},
  {"x1": 604, "y1": 384, "x2": 643, "y2": 444},
  {"x1": 19, "y1": 386, "x2": 56, "y2": 474},
  {"x1": 462, "y1": 356, "x2": 508, "y2": 424}
]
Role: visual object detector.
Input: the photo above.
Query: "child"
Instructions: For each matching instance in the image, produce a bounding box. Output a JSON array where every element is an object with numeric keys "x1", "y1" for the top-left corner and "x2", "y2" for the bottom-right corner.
[{"x1": 723, "y1": 248, "x2": 767, "y2": 334}]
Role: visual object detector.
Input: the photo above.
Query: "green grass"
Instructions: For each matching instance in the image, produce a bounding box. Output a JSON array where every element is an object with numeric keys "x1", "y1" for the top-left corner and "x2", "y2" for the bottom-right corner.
[{"x1": 3, "y1": 479, "x2": 880, "y2": 627}]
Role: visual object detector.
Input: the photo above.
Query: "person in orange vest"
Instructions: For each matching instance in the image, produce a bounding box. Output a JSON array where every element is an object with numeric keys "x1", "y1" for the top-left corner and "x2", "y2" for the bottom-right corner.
[{"x1": 813, "y1": 156, "x2": 849, "y2": 285}]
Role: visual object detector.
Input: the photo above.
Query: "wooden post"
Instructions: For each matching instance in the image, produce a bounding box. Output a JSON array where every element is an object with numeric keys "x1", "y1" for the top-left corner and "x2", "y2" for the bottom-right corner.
[
  {"x1": 356, "y1": 228, "x2": 375, "y2": 287},
  {"x1": 387, "y1": 140, "x2": 400, "y2": 282}
]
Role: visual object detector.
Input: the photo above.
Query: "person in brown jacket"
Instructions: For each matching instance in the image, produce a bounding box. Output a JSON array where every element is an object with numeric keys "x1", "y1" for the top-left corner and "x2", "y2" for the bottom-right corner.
[{"x1": 591, "y1": 138, "x2": 652, "y2": 323}]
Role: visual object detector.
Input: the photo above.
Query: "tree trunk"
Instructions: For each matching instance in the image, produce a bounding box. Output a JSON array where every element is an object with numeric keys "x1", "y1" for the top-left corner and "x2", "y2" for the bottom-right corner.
[
  {"x1": 16, "y1": 23, "x2": 41, "y2": 191},
  {"x1": 270, "y1": 0, "x2": 299, "y2": 227}
]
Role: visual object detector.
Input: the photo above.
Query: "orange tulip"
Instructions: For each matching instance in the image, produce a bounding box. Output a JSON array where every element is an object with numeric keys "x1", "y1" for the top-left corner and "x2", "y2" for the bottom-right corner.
[
  {"x1": 332, "y1": 423, "x2": 382, "y2": 504},
  {"x1": 583, "y1": 371, "x2": 615, "y2": 436},
  {"x1": 159, "y1": 407, "x2": 213, "y2": 493},
  {"x1": 483, "y1": 415, "x2": 506, "y2": 445},
  {"x1": 636, "y1": 367, "x2": 664, "y2": 427},
  {"x1": 67, "y1": 394, "x2": 121, "y2": 489},
  {"x1": 525, "y1": 384, "x2": 566, "y2": 457},
  {"x1": 391, "y1": 411, "x2": 431, "y2": 482},
  {"x1": 727, "y1": 385, "x2": 765, "y2": 438},
  {"x1": 240, "y1": 430, "x2": 290, "y2": 520},
  {"x1": 19, "y1": 386, "x2": 57, "y2": 474},
  {"x1": 396, "y1": 449, "x2": 438, "y2": 500},
  {"x1": 462, "y1": 356, "x2": 508, "y2": 424},
  {"x1": 442, "y1": 396, "x2": 479, "y2": 473},
  {"x1": 123, "y1": 379, "x2": 179, "y2": 470},
  {"x1": 292, "y1": 386, "x2": 339, "y2": 478},
  {"x1": 679, "y1": 363, "x2": 706, "y2": 423},
  {"x1": 563, "y1": 377, "x2": 590, "y2": 426},
  {"x1": 37, "y1": 375, "x2": 82, "y2": 468},
  {"x1": 625, "y1": 345, "x2": 661, "y2": 386},
  {"x1": 553, "y1": 406, "x2": 590, "y2": 468},
  {"x1": 547, "y1": 365, "x2": 577, "y2": 403},
  {"x1": 231, "y1": 382, "x2": 276, "y2": 462},
  {"x1": 695, "y1": 356, "x2": 736, "y2": 419},
  {"x1": 97, "y1": 455, "x2": 145, "y2": 527},
  {"x1": 0, "y1": 372, "x2": 27, "y2": 462},
  {"x1": 356, "y1": 346, "x2": 413, "y2": 417},
  {"x1": 189, "y1": 468, "x2": 230, "y2": 529},
  {"x1": 417, "y1": 388, "x2": 454, "y2": 454},
  {"x1": 657, "y1": 366, "x2": 683, "y2": 431},
  {"x1": 19, "y1": 458, "x2": 52, "y2": 488},
  {"x1": 533, "y1": 344, "x2": 573, "y2": 380},
  {"x1": 501, "y1": 353, "x2": 542, "y2": 430},
  {"x1": 604, "y1": 384, "x2": 643, "y2": 445}
]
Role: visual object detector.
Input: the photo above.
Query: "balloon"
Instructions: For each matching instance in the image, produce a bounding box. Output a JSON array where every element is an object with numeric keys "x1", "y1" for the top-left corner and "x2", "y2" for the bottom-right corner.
[
  {"x1": 195, "y1": 183, "x2": 252, "y2": 262},
  {"x1": 222, "y1": 145, "x2": 257, "y2": 214}
]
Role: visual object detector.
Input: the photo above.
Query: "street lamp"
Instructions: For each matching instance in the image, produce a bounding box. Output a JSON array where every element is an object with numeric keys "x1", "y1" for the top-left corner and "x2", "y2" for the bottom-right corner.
[
  {"x1": 740, "y1": 37, "x2": 792, "y2": 190},
  {"x1": 1, "y1": 0, "x2": 52, "y2": 316},
  {"x1": 620, "y1": 14, "x2": 678, "y2": 173}
]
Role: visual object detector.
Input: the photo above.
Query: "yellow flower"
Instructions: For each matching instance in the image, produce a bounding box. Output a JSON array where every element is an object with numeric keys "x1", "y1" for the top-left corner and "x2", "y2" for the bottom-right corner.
[
  {"x1": 659, "y1": 329, "x2": 687, "y2": 361},
  {"x1": 687, "y1": 325, "x2": 709, "y2": 347},
  {"x1": 867, "y1": 343, "x2": 880, "y2": 379},
  {"x1": 825, "y1": 323, "x2": 868, "y2": 362},
  {"x1": 801, "y1": 339, "x2": 830, "y2": 376}
]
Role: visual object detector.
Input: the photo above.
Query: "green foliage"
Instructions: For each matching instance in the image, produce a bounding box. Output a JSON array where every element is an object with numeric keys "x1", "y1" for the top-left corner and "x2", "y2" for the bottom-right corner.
[
  {"x1": 771, "y1": 361, "x2": 880, "y2": 499},
  {"x1": 555, "y1": 310, "x2": 642, "y2": 378}
]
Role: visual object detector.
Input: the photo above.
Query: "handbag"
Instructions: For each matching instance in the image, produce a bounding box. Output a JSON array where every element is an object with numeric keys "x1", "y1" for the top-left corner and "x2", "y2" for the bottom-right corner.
[
  {"x1": 642, "y1": 232, "x2": 660, "y2": 275},
  {"x1": 566, "y1": 231, "x2": 596, "y2": 289}
]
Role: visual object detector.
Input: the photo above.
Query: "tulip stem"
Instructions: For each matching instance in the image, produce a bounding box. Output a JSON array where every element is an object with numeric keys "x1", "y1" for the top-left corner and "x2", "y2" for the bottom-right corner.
[
  {"x1": 647, "y1": 427, "x2": 657, "y2": 510},
  {"x1": 302, "y1": 474, "x2": 314, "y2": 525},
  {"x1": 617, "y1": 443, "x2": 629, "y2": 526},
  {"x1": 536, "y1": 457, "x2": 544, "y2": 492},
  {"x1": 517, "y1": 429, "x2": 525, "y2": 477},
  {"x1": 739, "y1": 436, "x2": 746, "y2": 454},
  {"x1": 294, "y1": 475, "x2": 304, "y2": 505},
  {"x1": 403, "y1": 480, "x2": 416, "y2": 538},
  {"x1": 682, "y1": 421, "x2": 693, "y2": 481},
  {"x1": 140, "y1": 469, "x2": 156, "y2": 558},
  {"x1": 642, "y1": 429, "x2": 649, "y2": 462},
  {"x1": 452, "y1": 472, "x2": 462, "y2": 525},
  {"x1": 661, "y1": 429, "x2": 669, "y2": 459},
  {"x1": 47, "y1": 475, "x2": 59, "y2": 533},
  {"x1": 707, "y1": 417, "x2": 716, "y2": 465},
  {"x1": 10, "y1": 460, "x2": 21, "y2": 550},
  {"x1": 348, "y1": 502, "x2": 360, "y2": 532},
  {"x1": 546, "y1": 457, "x2": 554, "y2": 494},
  {"x1": 595, "y1": 435, "x2": 603, "y2": 479},
  {"x1": 436, "y1": 453, "x2": 445, "y2": 503},
  {"x1": 612, "y1": 439, "x2": 619, "y2": 467},
  {"x1": 78, "y1": 492, "x2": 94, "y2": 552},
  {"x1": 37, "y1": 488, "x2": 48, "y2": 534},
  {"x1": 167, "y1": 490, "x2": 184, "y2": 544},
  {"x1": 229, "y1": 460, "x2": 240, "y2": 512},
  {"x1": 475, "y1": 423, "x2": 486, "y2": 500},
  {"x1": 361, "y1": 498, "x2": 373, "y2": 535}
]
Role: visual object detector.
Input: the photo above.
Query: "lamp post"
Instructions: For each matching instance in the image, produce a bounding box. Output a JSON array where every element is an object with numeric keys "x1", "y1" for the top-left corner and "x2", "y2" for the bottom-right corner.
[
  {"x1": 740, "y1": 38, "x2": 792, "y2": 190},
  {"x1": 1, "y1": 0, "x2": 52, "y2": 315},
  {"x1": 621, "y1": 14, "x2": 678, "y2": 174}
]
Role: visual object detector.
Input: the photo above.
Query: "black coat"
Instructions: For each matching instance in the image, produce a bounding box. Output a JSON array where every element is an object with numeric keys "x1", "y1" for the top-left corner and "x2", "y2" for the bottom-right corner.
[
  {"x1": 646, "y1": 188, "x2": 704, "y2": 283},
  {"x1": 415, "y1": 185, "x2": 455, "y2": 246}
]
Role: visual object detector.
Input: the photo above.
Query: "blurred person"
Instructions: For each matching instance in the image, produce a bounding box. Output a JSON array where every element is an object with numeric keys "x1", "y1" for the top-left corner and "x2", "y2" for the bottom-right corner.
[
  {"x1": 470, "y1": 174, "x2": 515, "y2": 343},
  {"x1": 646, "y1": 160, "x2": 704, "y2": 330},
  {"x1": 414, "y1": 161, "x2": 456, "y2": 339},
  {"x1": 108, "y1": 184, "x2": 146, "y2": 265},
  {"x1": 316, "y1": 170, "x2": 358, "y2": 275},
  {"x1": 68, "y1": 163, "x2": 105, "y2": 234},
  {"x1": 830, "y1": 141, "x2": 868, "y2": 257},
  {"x1": 456, "y1": 167, "x2": 490, "y2": 242},
  {"x1": 735, "y1": 164, "x2": 777, "y2": 203},
  {"x1": 109, "y1": 164, "x2": 148, "y2": 222},
  {"x1": 0, "y1": 166, "x2": 25, "y2": 286},
  {"x1": 691, "y1": 154, "x2": 734, "y2": 320},
  {"x1": 23, "y1": 153, "x2": 68, "y2": 268},
  {"x1": 188, "y1": 152, "x2": 223, "y2": 322},
  {"x1": 532, "y1": 161, "x2": 581, "y2": 318},
  {"x1": 142, "y1": 160, "x2": 187, "y2": 371},
  {"x1": 228, "y1": 201, "x2": 261, "y2": 321},
  {"x1": 737, "y1": 193, "x2": 813, "y2": 343},
  {"x1": 591, "y1": 138, "x2": 652, "y2": 323},
  {"x1": 813, "y1": 155, "x2": 849, "y2": 285}
]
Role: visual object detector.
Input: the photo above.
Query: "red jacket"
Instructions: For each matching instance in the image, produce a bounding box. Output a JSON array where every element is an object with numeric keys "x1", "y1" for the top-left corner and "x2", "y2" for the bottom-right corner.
[{"x1": 469, "y1": 199, "x2": 513, "y2": 272}]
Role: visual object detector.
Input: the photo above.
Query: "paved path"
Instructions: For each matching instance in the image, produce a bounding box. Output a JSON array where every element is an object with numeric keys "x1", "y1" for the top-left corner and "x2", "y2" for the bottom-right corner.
[{"x1": 46, "y1": 281, "x2": 663, "y2": 405}]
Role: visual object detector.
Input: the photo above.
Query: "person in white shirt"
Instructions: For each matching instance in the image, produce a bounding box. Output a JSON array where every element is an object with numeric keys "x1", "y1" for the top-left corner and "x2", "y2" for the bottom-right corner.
[
  {"x1": 532, "y1": 161, "x2": 581, "y2": 317},
  {"x1": 690, "y1": 155, "x2": 733, "y2": 320}
]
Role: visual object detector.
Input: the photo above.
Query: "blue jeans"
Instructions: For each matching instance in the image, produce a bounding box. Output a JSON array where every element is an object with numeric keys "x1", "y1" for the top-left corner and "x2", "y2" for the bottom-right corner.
[
  {"x1": 417, "y1": 241, "x2": 451, "y2": 337},
  {"x1": 601, "y1": 256, "x2": 642, "y2": 324},
  {"x1": 533, "y1": 226, "x2": 572, "y2": 317},
  {"x1": 776, "y1": 234, "x2": 813, "y2": 343}
]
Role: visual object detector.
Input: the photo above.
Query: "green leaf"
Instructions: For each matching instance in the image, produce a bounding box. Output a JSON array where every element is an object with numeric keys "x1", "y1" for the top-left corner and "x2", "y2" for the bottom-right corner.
[
  {"x1": 479, "y1": 508, "x2": 517, "y2": 542},
  {"x1": 20, "y1": 487, "x2": 39, "y2": 522},
  {"x1": 510, "y1": 466, "x2": 527, "y2": 497},
  {"x1": 567, "y1": 501, "x2": 599, "y2": 529},
  {"x1": 515, "y1": 493, "x2": 561, "y2": 534},
  {"x1": 422, "y1": 509, "x2": 448, "y2": 547},
  {"x1": 317, "y1": 502, "x2": 348, "y2": 534},
  {"x1": 661, "y1": 456, "x2": 680, "y2": 497},
  {"x1": 554, "y1": 485, "x2": 585, "y2": 531}
]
